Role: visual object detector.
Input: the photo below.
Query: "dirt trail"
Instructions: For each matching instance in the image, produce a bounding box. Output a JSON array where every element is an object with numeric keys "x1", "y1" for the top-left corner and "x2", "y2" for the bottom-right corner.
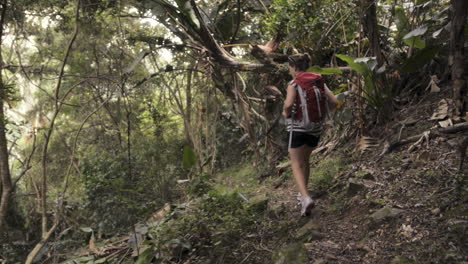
[
  {"x1": 263, "y1": 90, "x2": 468, "y2": 264},
  {"x1": 270, "y1": 147, "x2": 467, "y2": 264}
]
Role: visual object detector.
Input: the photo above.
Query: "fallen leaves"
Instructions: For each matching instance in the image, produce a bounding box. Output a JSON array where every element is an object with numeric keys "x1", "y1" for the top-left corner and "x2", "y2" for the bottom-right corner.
[
  {"x1": 430, "y1": 99, "x2": 449, "y2": 121},
  {"x1": 400, "y1": 224, "x2": 415, "y2": 238},
  {"x1": 400, "y1": 224, "x2": 424, "y2": 242},
  {"x1": 358, "y1": 136, "x2": 379, "y2": 153}
]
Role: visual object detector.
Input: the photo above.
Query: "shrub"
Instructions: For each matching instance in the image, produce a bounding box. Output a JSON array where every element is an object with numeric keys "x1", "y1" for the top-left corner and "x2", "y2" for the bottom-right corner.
[
  {"x1": 187, "y1": 174, "x2": 212, "y2": 197},
  {"x1": 145, "y1": 190, "x2": 268, "y2": 262}
]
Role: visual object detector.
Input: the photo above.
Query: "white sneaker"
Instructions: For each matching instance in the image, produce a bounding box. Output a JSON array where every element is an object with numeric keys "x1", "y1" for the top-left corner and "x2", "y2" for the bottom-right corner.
[
  {"x1": 301, "y1": 197, "x2": 315, "y2": 216},
  {"x1": 296, "y1": 192, "x2": 302, "y2": 205}
]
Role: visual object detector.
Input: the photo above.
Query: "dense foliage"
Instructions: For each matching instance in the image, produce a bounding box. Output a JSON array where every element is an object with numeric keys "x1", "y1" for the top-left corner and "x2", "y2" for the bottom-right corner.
[{"x1": 0, "y1": 0, "x2": 465, "y2": 262}]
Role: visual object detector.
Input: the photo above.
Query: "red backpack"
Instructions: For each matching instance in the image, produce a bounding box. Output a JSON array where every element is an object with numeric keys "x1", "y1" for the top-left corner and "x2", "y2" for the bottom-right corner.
[{"x1": 289, "y1": 73, "x2": 327, "y2": 131}]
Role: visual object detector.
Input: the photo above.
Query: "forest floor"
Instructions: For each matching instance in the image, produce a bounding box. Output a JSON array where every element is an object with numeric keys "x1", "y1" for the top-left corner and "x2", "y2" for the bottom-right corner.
[
  {"x1": 18, "y1": 89, "x2": 467, "y2": 264},
  {"x1": 209, "y1": 88, "x2": 468, "y2": 263}
]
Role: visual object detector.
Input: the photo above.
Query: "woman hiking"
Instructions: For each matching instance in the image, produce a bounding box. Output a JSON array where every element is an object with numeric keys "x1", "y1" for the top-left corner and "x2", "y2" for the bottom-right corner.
[{"x1": 283, "y1": 54, "x2": 338, "y2": 216}]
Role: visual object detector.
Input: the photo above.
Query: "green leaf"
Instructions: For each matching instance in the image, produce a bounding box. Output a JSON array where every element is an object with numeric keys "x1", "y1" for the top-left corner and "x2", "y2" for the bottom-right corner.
[
  {"x1": 150, "y1": 0, "x2": 200, "y2": 34},
  {"x1": 402, "y1": 26, "x2": 428, "y2": 49},
  {"x1": 403, "y1": 26, "x2": 428, "y2": 39},
  {"x1": 334, "y1": 88, "x2": 346, "y2": 95},
  {"x1": 432, "y1": 27, "x2": 444, "y2": 38},
  {"x1": 183, "y1": 146, "x2": 197, "y2": 169},
  {"x1": 135, "y1": 248, "x2": 155, "y2": 264},
  {"x1": 415, "y1": 0, "x2": 431, "y2": 5},
  {"x1": 400, "y1": 45, "x2": 441, "y2": 73},
  {"x1": 355, "y1": 57, "x2": 378, "y2": 71},
  {"x1": 174, "y1": 0, "x2": 200, "y2": 29},
  {"x1": 336, "y1": 55, "x2": 376, "y2": 105},
  {"x1": 169, "y1": 238, "x2": 192, "y2": 249},
  {"x1": 395, "y1": 7, "x2": 410, "y2": 33},
  {"x1": 215, "y1": 11, "x2": 237, "y2": 41},
  {"x1": 95, "y1": 257, "x2": 108, "y2": 264},
  {"x1": 403, "y1": 37, "x2": 426, "y2": 49},
  {"x1": 362, "y1": 73, "x2": 376, "y2": 103},
  {"x1": 376, "y1": 65, "x2": 386, "y2": 74},
  {"x1": 336, "y1": 54, "x2": 367, "y2": 74},
  {"x1": 308, "y1": 66, "x2": 342, "y2": 75}
]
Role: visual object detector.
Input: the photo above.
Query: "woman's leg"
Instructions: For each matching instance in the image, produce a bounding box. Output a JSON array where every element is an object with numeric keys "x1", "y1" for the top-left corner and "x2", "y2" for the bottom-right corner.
[
  {"x1": 289, "y1": 146, "x2": 310, "y2": 199},
  {"x1": 303, "y1": 146, "x2": 314, "y2": 189}
]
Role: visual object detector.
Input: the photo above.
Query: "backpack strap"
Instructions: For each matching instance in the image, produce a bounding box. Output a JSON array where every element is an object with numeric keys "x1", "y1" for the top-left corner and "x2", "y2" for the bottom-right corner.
[
  {"x1": 324, "y1": 83, "x2": 331, "y2": 120},
  {"x1": 291, "y1": 82, "x2": 310, "y2": 125},
  {"x1": 312, "y1": 85, "x2": 322, "y2": 119}
]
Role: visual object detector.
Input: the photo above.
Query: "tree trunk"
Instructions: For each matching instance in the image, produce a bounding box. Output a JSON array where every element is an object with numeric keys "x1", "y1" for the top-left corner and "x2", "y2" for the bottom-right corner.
[
  {"x1": 0, "y1": 0, "x2": 12, "y2": 236},
  {"x1": 184, "y1": 64, "x2": 193, "y2": 145},
  {"x1": 450, "y1": 0, "x2": 467, "y2": 116},
  {"x1": 0, "y1": 95, "x2": 12, "y2": 236},
  {"x1": 40, "y1": 0, "x2": 80, "y2": 237},
  {"x1": 361, "y1": 0, "x2": 384, "y2": 66}
]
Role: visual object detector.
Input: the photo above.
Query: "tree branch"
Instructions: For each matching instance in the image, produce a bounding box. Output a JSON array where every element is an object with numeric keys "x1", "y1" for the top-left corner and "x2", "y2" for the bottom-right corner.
[
  {"x1": 229, "y1": 0, "x2": 242, "y2": 44},
  {"x1": 12, "y1": 133, "x2": 36, "y2": 189},
  {"x1": 132, "y1": 68, "x2": 206, "y2": 89}
]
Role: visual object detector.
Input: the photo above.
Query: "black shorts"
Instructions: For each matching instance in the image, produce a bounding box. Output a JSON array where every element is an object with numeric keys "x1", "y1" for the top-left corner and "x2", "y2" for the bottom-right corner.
[{"x1": 288, "y1": 131, "x2": 320, "y2": 149}]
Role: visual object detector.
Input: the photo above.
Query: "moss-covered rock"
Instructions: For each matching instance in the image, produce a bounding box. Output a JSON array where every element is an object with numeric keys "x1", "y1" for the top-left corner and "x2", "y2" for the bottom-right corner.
[
  {"x1": 369, "y1": 207, "x2": 403, "y2": 224},
  {"x1": 355, "y1": 170, "x2": 375, "y2": 181},
  {"x1": 249, "y1": 193, "x2": 269, "y2": 212},
  {"x1": 390, "y1": 256, "x2": 415, "y2": 264},
  {"x1": 272, "y1": 243, "x2": 309, "y2": 264},
  {"x1": 347, "y1": 178, "x2": 367, "y2": 195},
  {"x1": 295, "y1": 220, "x2": 323, "y2": 242}
]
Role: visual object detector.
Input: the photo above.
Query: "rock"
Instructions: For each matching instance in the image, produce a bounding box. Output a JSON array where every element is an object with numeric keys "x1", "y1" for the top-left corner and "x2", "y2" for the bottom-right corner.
[
  {"x1": 272, "y1": 243, "x2": 309, "y2": 264},
  {"x1": 390, "y1": 256, "x2": 415, "y2": 264},
  {"x1": 417, "y1": 150, "x2": 431, "y2": 161},
  {"x1": 312, "y1": 259, "x2": 326, "y2": 264},
  {"x1": 356, "y1": 170, "x2": 375, "y2": 181},
  {"x1": 249, "y1": 194, "x2": 269, "y2": 212},
  {"x1": 347, "y1": 178, "x2": 367, "y2": 195},
  {"x1": 369, "y1": 207, "x2": 403, "y2": 223},
  {"x1": 447, "y1": 138, "x2": 460, "y2": 148},
  {"x1": 356, "y1": 240, "x2": 371, "y2": 252},
  {"x1": 296, "y1": 220, "x2": 323, "y2": 242}
]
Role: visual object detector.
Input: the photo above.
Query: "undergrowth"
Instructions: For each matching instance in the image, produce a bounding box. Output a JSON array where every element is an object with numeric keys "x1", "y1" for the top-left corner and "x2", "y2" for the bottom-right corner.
[
  {"x1": 139, "y1": 188, "x2": 282, "y2": 263},
  {"x1": 310, "y1": 156, "x2": 350, "y2": 194}
]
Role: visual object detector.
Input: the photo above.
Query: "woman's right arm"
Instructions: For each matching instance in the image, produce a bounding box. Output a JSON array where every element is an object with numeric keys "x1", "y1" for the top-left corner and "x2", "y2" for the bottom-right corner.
[{"x1": 324, "y1": 84, "x2": 338, "y2": 110}]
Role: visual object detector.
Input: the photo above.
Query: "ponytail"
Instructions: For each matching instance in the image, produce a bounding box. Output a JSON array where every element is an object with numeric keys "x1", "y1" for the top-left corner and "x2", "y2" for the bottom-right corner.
[{"x1": 288, "y1": 53, "x2": 311, "y2": 71}]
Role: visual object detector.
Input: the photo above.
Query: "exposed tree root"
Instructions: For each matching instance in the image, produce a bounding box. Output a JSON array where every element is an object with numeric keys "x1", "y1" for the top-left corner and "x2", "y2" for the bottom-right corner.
[{"x1": 379, "y1": 122, "x2": 468, "y2": 158}]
